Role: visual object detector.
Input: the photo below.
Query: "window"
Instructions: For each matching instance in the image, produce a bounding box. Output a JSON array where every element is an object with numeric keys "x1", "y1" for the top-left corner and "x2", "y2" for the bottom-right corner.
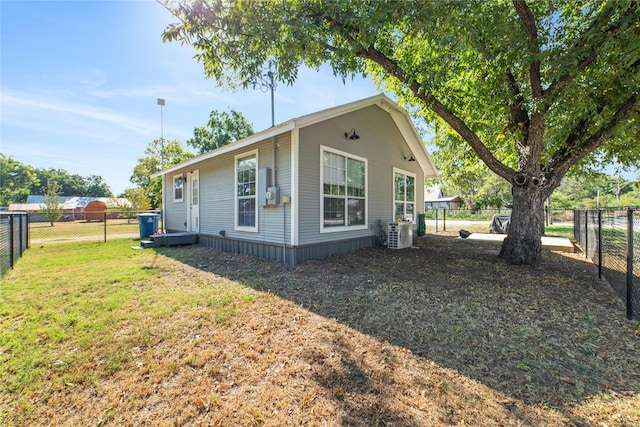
[
  {"x1": 235, "y1": 151, "x2": 257, "y2": 230},
  {"x1": 394, "y1": 168, "x2": 416, "y2": 222},
  {"x1": 321, "y1": 147, "x2": 367, "y2": 231},
  {"x1": 173, "y1": 174, "x2": 184, "y2": 203}
]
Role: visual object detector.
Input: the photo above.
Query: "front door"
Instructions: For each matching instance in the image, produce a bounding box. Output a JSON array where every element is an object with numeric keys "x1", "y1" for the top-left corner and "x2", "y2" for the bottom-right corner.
[{"x1": 187, "y1": 170, "x2": 200, "y2": 233}]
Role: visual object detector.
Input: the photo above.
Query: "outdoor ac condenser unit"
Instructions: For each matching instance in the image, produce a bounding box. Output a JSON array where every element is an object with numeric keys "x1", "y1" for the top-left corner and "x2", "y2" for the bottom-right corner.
[{"x1": 388, "y1": 222, "x2": 413, "y2": 249}]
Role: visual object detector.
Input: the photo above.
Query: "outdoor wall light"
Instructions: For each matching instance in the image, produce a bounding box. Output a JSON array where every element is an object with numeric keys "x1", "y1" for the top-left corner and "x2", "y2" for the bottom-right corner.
[{"x1": 344, "y1": 128, "x2": 360, "y2": 140}]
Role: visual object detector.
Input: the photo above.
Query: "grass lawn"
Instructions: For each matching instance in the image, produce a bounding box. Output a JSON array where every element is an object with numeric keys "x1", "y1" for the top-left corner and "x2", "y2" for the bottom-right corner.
[
  {"x1": 544, "y1": 224, "x2": 575, "y2": 238},
  {"x1": 1, "y1": 236, "x2": 639, "y2": 426},
  {"x1": 29, "y1": 220, "x2": 141, "y2": 244}
]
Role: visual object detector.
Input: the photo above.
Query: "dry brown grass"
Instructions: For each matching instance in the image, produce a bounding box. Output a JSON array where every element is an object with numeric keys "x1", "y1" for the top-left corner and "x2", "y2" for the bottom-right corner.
[{"x1": 3, "y1": 233, "x2": 639, "y2": 426}]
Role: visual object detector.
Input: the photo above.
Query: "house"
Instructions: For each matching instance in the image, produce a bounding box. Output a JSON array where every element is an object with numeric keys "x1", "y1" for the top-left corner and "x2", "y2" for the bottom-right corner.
[
  {"x1": 151, "y1": 94, "x2": 438, "y2": 265},
  {"x1": 424, "y1": 187, "x2": 461, "y2": 211}
]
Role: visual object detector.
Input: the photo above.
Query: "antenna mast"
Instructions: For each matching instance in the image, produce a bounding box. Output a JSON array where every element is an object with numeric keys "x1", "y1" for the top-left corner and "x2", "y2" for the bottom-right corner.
[{"x1": 253, "y1": 69, "x2": 277, "y2": 127}]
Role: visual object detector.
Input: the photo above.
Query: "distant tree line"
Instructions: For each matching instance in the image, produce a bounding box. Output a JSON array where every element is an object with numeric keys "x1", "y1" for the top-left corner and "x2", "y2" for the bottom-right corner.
[
  {"x1": 0, "y1": 153, "x2": 113, "y2": 206},
  {"x1": 429, "y1": 169, "x2": 640, "y2": 210}
]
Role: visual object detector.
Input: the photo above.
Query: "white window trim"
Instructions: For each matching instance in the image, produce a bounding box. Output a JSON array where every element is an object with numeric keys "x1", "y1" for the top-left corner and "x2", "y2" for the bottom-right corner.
[
  {"x1": 393, "y1": 167, "x2": 417, "y2": 223},
  {"x1": 234, "y1": 149, "x2": 259, "y2": 232},
  {"x1": 320, "y1": 145, "x2": 368, "y2": 233},
  {"x1": 173, "y1": 173, "x2": 184, "y2": 203}
]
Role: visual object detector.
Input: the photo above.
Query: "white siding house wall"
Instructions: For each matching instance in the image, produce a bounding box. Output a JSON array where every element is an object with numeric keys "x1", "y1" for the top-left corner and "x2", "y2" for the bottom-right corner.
[
  {"x1": 164, "y1": 175, "x2": 188, "y2": 232},
  {"x1": 165, "y1": 133, "x2": 292, "y2": 247},
  {"x1": 154, "y1": 95, "x2": 434, "y2": 265},
  {"x1": 297, "y1": 105, "x2": 424, "y2": 246}
]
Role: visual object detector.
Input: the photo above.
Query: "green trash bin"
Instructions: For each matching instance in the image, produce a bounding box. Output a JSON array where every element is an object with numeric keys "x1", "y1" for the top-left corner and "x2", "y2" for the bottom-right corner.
[{"x1": 137, "y1": 213, "x2": 159, "y2": 239}]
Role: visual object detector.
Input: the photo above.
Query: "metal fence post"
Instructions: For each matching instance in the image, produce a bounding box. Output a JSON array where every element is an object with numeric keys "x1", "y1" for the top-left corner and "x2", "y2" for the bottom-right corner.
[
  {"x1": 16, "y1": 213, "x2": 22, "y2": 260},
  {"x1": 627, "y1": 208, "x2": 634, "y2": 320},
  {"x1": 9, "y1": 214, "x2": 14, "y2": 269},
  {"x1": 598, "y1": 209, "x2": 603, "y2": 280},
  {"x1": 584, "y1": 210, "x2": 589, "y2": 259},
  {"x1": 435, "y1": 209, "x2": 439, "y2": 232},
  {"x1": 104, "y1": 212, "x2": 107, "y2": 242},
  {"x1": 443, "y1": 208, "x2": 447, "y2": 232},
  {"x1": 25, "y1": 213, "x2": 29, "y2": 249}
]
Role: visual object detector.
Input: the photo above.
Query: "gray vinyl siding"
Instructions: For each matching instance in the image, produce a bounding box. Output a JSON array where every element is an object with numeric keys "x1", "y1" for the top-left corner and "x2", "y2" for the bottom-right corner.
[
  {"x1": 297, "y1": 105, "x2": 424, "y2": 246},
  {"x1": 161, "y1": 99, "x2": 429, "y2": 265},
  {"x1": 164, "y1": 174, "x2": 188, "y2": 232},
  {"x1": 165, "y1": 133, "x2": 293, "y2": 245}
]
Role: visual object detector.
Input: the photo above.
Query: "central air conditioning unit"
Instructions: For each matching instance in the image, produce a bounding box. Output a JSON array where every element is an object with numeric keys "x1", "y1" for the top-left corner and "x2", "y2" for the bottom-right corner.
[{"x1": 388, "y1": 222, "x2": 413, "y2": 249}]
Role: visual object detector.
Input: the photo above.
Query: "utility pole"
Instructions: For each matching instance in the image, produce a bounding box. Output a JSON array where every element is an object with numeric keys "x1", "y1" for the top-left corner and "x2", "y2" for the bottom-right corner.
[
  {"x1": 252, "y1": 70, "x2": 277, "y2": 127},
  {"x1": 157, "y1": 98, "x2": 165, "y2": 167},
  {"x1": 267, "y1": 70, "x2": 275, "y2": 127}
]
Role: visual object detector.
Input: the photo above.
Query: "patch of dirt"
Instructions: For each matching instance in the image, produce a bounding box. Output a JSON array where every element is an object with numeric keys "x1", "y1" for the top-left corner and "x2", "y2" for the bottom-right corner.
[{"x1": 8, "y1": 233, "x2": 640, "y2": 426}]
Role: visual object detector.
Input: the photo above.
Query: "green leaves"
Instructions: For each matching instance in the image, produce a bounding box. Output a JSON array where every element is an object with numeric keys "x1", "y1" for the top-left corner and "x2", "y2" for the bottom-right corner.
[
  {"x1": 129, "y1": 139, "x2": 193, "y2": 208},
  {"x1": 186, "y1": 108, "x2": 254, "y2": 155},
  {"x1": 164, "y1": 0, "x2": 640, "y2": 201}
]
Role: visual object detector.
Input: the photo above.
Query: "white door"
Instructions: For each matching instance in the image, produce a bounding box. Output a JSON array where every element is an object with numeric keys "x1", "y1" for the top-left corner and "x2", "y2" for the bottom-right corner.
[{"x1": 187, "y1": 170, "x2": 200, "y2": 233}]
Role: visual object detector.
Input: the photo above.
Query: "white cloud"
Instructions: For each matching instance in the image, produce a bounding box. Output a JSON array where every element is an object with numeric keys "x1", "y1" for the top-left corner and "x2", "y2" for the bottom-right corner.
[{"x1": 1, "y1": 90, "x2": 157, "y2": 138}]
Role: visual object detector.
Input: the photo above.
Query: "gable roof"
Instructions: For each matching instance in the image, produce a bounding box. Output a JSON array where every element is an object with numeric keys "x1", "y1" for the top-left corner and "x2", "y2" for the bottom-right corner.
[
  {"x1": 152, "y1": 94, "x2": 437, "y2": 179},
  {"x1": 424, "y1": 186, "x2": 461, "y2": 203}
]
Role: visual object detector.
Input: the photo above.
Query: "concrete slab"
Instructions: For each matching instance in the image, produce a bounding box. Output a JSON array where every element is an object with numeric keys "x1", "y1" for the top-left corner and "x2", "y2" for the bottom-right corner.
[{"x1": 459, "y1": 233, "x2": 575, "y2": 253}]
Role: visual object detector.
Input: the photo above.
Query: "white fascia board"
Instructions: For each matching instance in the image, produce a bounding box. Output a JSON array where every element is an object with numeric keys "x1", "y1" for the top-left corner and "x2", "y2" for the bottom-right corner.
[{"x1": 151, "y1": 121, "x2": 296, "y2": 178}]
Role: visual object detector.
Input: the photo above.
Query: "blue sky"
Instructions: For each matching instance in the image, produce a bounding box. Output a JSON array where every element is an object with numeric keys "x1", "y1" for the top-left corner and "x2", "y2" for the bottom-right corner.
[{"x1": 1, "y1": 0, "x2": 379, "y2": 195}]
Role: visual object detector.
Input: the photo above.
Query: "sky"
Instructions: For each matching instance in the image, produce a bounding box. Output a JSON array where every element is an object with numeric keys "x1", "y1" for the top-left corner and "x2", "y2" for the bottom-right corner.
[{"x1": 0, "y1": 0, "x2": 379, "y2": 196}]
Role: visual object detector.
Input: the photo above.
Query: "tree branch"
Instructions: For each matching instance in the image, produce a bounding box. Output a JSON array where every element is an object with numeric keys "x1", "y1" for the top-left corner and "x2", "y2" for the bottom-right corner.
[
  {"x1": 505, "y1": 69, "x2": 529, "y2": 137},
  {"x1": 512, "y1": 0, "x2": 546, "y2": 171},
  {"x1": 544, "y1": 2, "x2": 631, "y2": 99},
  {"x1": 546, "y1": 93, "x2": 639, "y2": 189},
  {"x1": 361, "y1": 46, "x2": 515, "y2": 181},
  {"x1": 512, "y1": 0, "x2": 543, "y2": 99},
  {"x1": 300, "y1": 6, "x2": 515, "y2": 180}
]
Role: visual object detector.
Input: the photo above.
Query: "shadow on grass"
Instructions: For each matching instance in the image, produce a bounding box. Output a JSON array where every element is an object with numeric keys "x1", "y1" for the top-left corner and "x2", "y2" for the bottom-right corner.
[{"x1": 160, "y1": 234, "x2": 640, "y2": 415}]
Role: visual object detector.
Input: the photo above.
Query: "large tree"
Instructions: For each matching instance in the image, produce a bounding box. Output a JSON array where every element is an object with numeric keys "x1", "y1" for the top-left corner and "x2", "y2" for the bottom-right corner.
[
  {"x1": 130, "y1": 139, "x2": 193, "y2": 208},
  {"x1": 164, "y1": 0, "x2": 640, "y2": 264},
  {"x1": 32, "y1": 168, "x2": 86, "y2": 196},
  {"x1": 0, "y1": 154, "x2": 39, "y2": 206},
  {"x1": 84, "y1": 175, "x2": 113, "y2": 197},
  {"x1": 187, "y1": 108, "x2": 254, "y2": 154}
]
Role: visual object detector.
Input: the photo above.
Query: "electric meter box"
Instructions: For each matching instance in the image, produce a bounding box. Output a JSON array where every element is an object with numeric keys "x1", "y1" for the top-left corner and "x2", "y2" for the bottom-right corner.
[
  {"x1": 266, "y1": 186, "x2": 280, "y2": 205},
  {"x1": 259, "y1": 168, "x2": 280, "y2": 205}
]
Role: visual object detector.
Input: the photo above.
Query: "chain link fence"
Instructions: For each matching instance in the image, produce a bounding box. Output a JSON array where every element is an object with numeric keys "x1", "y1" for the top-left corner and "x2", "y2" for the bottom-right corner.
[
  {"x1": 574, "y1": 208, "x2": 639, "y2": 320},
  {"x1": 0, "y1": 211, "x2": 29, "y2": 277},
  {"x1": 28, "y1": 210, "x2": 162, "y2": 246},
  {"x1": 427, "y1": 208, "x2": 574, "y2": 233}
]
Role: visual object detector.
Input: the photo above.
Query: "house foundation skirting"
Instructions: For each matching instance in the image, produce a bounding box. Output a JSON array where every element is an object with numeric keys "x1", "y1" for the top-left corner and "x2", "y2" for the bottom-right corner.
[{"x1": 196, "y1": 233, "x2": 379, "y2": 266}]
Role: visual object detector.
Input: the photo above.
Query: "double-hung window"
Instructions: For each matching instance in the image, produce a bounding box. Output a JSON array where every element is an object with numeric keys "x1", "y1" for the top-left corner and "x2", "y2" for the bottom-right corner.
[
  {"x1": 321, "y1": 146, "x2": 367, "y2": 232},
  {"x1": 394, "y1": 168, "x2": 416, "y2": 222},
  {"x1": 235, "y1": 151, "x2": 258, "y2": 231},
  {"x1": 173, "y1": 174, "x2": 184, "y2": 203}
]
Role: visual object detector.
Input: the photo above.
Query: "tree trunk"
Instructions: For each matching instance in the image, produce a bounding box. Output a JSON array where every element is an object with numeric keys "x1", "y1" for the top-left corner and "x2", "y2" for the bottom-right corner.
[{"x1": 499, "y1": 184, "x2": 545, "y2": 265}]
